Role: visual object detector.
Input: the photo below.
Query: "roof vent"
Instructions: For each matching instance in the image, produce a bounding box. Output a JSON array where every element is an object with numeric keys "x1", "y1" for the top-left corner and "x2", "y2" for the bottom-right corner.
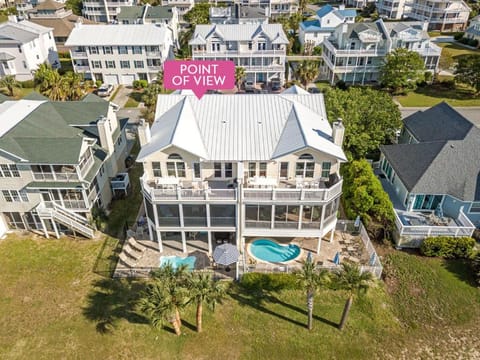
[
  {"x1": 450, "y1": 144, "x2": 455, "y2": 148},
  {"x1": 221, "y1": 119, "x2": 227, "y2": 123},
  {"x1": 257, "y1": 120, "x2": 262, "y2": 125}
]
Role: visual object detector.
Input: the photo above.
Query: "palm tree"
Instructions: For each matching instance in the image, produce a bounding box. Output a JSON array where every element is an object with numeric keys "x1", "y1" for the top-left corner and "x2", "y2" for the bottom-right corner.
[
  {"x1": 188, "y1": 272, "x2": 226, "y2": 333},
  {"x1": 235, "y1": 66, "x2": 246, "y2": 89},
  {"x1": 296, "y1": 258, "x2": 330, "y2": 330},
  {"x1": 64, "y1": 71, "x2": 84, "y2": 100},
  {"x1": 0, "y1": 75, "x2": 20, "y2": 97},
  {"x1": 334, "y1": 263, "x2": 373, "y2": 331},
  {"x1": 137, "y1": 279, "x2": 189, "y2": 336},
  {"x1": 151, "y1": 263, "x2": 190, "y2": 328},
  {"x1": 34, "y1": 63, "x2": 55, "y2": 92},
  {"x1": 294, "y1": 61, "x2": 320, "y2": 89},
  {"x1": 43, "y1": 70, "x2": 68, "y2": 101}
]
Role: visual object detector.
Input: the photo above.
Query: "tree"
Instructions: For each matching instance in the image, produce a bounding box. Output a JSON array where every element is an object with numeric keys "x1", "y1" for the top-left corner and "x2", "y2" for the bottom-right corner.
[
  {"x1": 188, "y1": 272, "x2": 226, "y2": 333},
  {"x1": 34, "y1": 63, "x2": 55, "y2": 92},
  {"x1": 439, "y1": 48, "x2": 455, "y2": 70},
  {"x1": 43, "y1": 70, "x2": 68, "y2": 101},
  {"x1": 298, "y1": 0, "x2": 308, "y2": 15},
  {"x1": 184, "y1": 3, "x2": 212, "y2": 26},
  {"x1": 296, "y1": 258, "x2": 329, "y2": 330},
  {"x1": 294, "y1": 61, "x2": 320, "y2": 88},
  {"x1": 333, "y1": 263, "x2": 373, "y2": 331},
  {"x1": 235, "y1": 66, "x2": 246, "y2": 89},
  {"x1": 0, "y1": 75, "x2": 20, "y2": 97},
  {"x1": 324, "y1": 87, "x2": 402, "y2": 159},
  {"x1": 380, "y1": 48, "x2": 426, "y2": 94},
  {"x1": 65, "y1": 0, "x2": 82, "y2": 15},
  {"x1": 454, "y1": 54, "x2": 480, "y2": 96},
  {"x1": 63, "y1": 71, "x2": 85, "y2": 100}
]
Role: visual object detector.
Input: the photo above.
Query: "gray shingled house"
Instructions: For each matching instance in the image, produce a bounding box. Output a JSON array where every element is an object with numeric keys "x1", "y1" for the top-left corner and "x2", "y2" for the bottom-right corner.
[{"x1": 379, "y1": 102, "x2": 477, "y2": 248}]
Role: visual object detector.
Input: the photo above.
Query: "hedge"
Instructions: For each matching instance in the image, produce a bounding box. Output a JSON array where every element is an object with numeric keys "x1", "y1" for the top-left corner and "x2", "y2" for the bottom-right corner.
[
  {"x1": 240, "y1": 273, "x2": 299, "y2": 292},
  {"x1": 420, "y1": 236, "x2": 475, "y2": 259}
]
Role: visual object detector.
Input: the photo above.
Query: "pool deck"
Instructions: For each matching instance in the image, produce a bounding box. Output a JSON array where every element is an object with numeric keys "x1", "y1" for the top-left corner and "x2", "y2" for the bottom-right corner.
[{"x1": 113, "y1": 229, "x2": 372, "y2": 278}]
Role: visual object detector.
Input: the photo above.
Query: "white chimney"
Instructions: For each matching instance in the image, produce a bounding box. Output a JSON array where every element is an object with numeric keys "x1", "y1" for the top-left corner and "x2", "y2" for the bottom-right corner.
[
  {"x1": 138, "y1": 119, "x2": 151, "y2": 147},
  {"x1": 332, "y1": 118, "x2": 345, "y2": 147},
  {"x1": 97, "y1": 117, "x2": 115, "y2": 155},
  {"x1": 8, "y1": 15, "x2": 17, "y2": 23},
  {"x1": 339, "y1": 4, "x2": 345, "y2": 10}
]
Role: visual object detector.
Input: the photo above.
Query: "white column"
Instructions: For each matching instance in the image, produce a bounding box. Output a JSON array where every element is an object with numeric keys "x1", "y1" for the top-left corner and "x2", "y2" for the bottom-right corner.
[
  {"x1": 52, "y1": 220, "x2": 60, "y2": 239},
  {"x1": 330, "y1": 229, "x2": 334, "y2": 243},
  {"x1": 157, "y1": 230, "x2": 163, "y2": 253},
  {"x1": 298, "y1": 205, "x2": 303, "y2": 230},
  {"x1": 40, "y1": 218, "x2": 49, "y2": 239},
  {"x1": 316, "y1": 236, "x2": 322, "y2": 254},
  {"x1": 181, "y1": 231, "x2": 187, "y2": 253},
  {"x1": 207, "y1": 231, "x2": 212, "y2": 254}
]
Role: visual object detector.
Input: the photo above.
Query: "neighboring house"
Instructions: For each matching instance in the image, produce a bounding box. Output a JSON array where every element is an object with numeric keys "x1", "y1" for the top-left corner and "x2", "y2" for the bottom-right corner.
[
  {"x1": 82, "y1": 0, "x2": 135, "y2": 23},
  {"x1": 136, "y1": 90, "x2": 347, "y2": 254},
  {"x1": 465, "y1": 15, "x2": 480, "y2": 44},
  {"x1": 343, "y1": 0, "x2": 374, "y2": 9},
  {"x1": 117, "y1": 4, "x2": 179, "y2": 42},
  {"x1": 377, "y1": 0, "x2": 470, "y2": 32},
  {"x1": 65, "y1": 23, "x2": 174, "y2": 85},
  {"x1": 190, "y1": 23, "x2": 288, "y2": 85},
  {"x1": 0, "y1": 94, "x2": 128, "y2": 238},
  {"x1": 0, "y1": 18, "x2": 59, "y2": 81},
  {"x1": 209, "y1": 4, "x2": 268, "y2": 25},
  {"x1": 235, "y1": 0, "x2": 298, "y2": 17},
  {"x1": 299, "y1": 5, "x2": 356, "y2": 47},
  {"x1": 321, "y1": 20, "x2": 441, "y2": 85},
  {"x1": 379, "y1": 102, "x2": 477, "y2": 248},
  {"x1": 160, "y1": 0, "x2": 192, "y2": 18},
  {"x1": 28, "y1": 0, "x2": 95, "y2": 52}
]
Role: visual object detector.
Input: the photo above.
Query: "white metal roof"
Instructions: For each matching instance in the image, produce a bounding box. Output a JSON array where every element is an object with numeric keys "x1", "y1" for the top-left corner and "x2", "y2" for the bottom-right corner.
[
  {"x1": 0, "y1": 100, "x2": 45, "y2": 138},
  {"x1": 281, "y1": 85, "x2": 309, "y2": 95},
  {"x1": 65, "y1": 24, "x2": 171, "y2": 46},
  {"x1": 137, "y1": 94, "x2": 346, "y2": 162},
  {"x1": 190, "y1": 23, "x2": 288, "y2": 43}
]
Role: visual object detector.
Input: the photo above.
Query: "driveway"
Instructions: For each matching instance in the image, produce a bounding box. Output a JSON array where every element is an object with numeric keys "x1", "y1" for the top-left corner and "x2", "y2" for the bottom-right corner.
[
  {"x1": 117, "y1": 108, "x2": 143, "y2": 125},
  {"x1": 110, "y1": 85, "x2": 132, "y2": 108}
]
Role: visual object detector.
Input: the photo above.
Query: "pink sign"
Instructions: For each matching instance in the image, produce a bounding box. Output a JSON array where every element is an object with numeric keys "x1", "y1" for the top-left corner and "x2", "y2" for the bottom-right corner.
[{"x1": 164, "y1": 60, "x2": 235, "y2": 99}]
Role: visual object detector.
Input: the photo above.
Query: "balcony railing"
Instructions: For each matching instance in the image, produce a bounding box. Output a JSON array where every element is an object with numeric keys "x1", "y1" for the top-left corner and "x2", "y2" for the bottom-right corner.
[
  {"x1": 74, "y1": 65, "x2": 90, "y2": 71},
  {"x1": 192, "y1": 49, "x2": 286, "y2": 57},
  {"x1": 324, "y1": 40, "x2": 387, "y2": 56},
  {"x1": 72, "y1": 51, "x2": 87, "y2": 57},
  {"x1": 32, "y1": 172, "x2": 80, "y2": 182},
  {"x1": 242, "y1": 178, "x2": 343, "y2": 202}
]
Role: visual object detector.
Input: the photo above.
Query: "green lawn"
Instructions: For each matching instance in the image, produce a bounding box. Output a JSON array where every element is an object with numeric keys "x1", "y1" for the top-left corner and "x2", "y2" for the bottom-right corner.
[
  {"x1": 124, "y1": 91, "x2": 143, "y2": 108},
  {"x1": 395, "y1": 85, "x2": 480, "y2": 107},
  {"x1": 0, "y1": 238, "x2": 479, "y2": 359},
  {"x1": 438, "y1": 42, "x2": 479, "y2": 60}
]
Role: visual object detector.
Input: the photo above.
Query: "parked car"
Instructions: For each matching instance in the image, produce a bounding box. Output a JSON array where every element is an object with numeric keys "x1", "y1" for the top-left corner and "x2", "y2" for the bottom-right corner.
[
  {"x1": 271, "y1": 79, "x2": 282, "y2": 92},
  {"x1": 308, "y1": 87, "x2": 321, "y2": 94},
  {"x1": 97, "y1": 84, "x2": 114, "y2": 97},
  {"x1": 244, "y1": 81, "x2": 255, "y2": 93}
]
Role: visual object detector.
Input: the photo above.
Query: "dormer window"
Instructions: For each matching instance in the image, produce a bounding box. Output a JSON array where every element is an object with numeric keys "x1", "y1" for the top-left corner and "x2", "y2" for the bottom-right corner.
[
  {"x1": 211, "y1": 42, "x2": 220, "y2": 52},
  {"x1": 258, "y1": 42, "x2": 266, "y2": 50},
  {"x1": 295, "y1": 154, "x2": 315, "y2": 178},
  {"x1": 166, "y1": 153, "x2": 186, "y2": 177}
]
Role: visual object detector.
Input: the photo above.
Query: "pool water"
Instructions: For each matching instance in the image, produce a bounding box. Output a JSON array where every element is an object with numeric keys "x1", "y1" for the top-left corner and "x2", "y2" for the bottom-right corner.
[
  {"x1": 160, "y1": 255, "x2": 196, "y2": 270},
  {"x1": 249, "y1": 239, "x2": 301, "y2": 263}
]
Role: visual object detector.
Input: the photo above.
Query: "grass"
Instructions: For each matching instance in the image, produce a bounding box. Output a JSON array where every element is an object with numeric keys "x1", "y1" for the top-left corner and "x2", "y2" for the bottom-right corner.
[
  {"x1": 0, "y1": 238, "x2": 479, "y2": 359},
  {"x1": 124, "y1": 91, "x2": 143, "y2": 108},
  {"x1": 438, "y1": 42, "x2": 479, "y2": 60},
  {"x1": 395, "y1": 84, "x2": 480, "y2": 107},
  {"x1": 109, "y1": 85, "x2": 122, "y2": 102}
]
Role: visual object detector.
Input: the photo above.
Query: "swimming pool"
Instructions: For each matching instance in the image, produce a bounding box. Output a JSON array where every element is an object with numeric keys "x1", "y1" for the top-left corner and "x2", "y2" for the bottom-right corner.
[
  {"x1": 249, "y1": 239, "x2": 301, "y2": 263},
  {"x1": 159, "y1": 255, "x2": 196, "y2": 270}
]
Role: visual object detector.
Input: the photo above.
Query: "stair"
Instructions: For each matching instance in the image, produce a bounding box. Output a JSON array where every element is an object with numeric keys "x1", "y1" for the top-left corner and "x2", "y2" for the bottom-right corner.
[{"x1": 36, "y1": 201, "x2": 95, "y2": 238}]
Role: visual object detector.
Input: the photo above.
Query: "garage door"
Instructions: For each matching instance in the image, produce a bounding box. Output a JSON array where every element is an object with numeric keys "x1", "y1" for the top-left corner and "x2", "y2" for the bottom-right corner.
[
  {"x1": 103, "y1": 74, "x2": 119, "y2": 85},
  {"x1": 120, "y1": 74, "x2": 135, "y2": 85}
]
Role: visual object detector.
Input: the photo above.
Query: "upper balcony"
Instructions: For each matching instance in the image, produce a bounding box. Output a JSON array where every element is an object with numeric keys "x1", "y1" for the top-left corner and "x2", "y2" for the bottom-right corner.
[
  {"x1": 323, "y1": 39, "x2": 387, "y2": 57},
  {"x1": 192, "y1": 49, "x2": 286, "y2": 57}
]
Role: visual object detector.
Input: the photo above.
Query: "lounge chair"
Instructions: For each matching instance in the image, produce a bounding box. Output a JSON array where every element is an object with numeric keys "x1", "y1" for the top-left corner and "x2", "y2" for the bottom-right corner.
[
  {"x1": 119, "y1": 252, "x2": 137, "y2": 268},
  {"x1": 127, "y1": 237, "x2": 147, "y2": 253},
  {"x1": 124, "y1": 244, "x2": 141, "y2": 260}
]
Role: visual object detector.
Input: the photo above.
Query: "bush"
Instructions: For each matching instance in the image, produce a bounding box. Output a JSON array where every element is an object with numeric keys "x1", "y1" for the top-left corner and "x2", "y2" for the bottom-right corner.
[
  {"x1": 439, "y1": 79, "x2": 456, "y2": 90},
  {"x1": 453, "y1": 32, "x2": 465, "y2": 41},
  {"x1": 335, "y1": 80, "x2": 348, "y2": 90},
  {"x1": 420, "y1": 236, "x2": 475, "y2": 259},
  {"x1": 95, "y1": 80, "x2": 102, "y2": 88},
  {"x1": 468, "y1": 38, "x2": 479, "y2": 47},
  {"x1": 19, "y1": 79, "x2": 34, "y2": 88},
  {"x1": 472, "y1": 252, "x2": 480, "y2": 285},
  {"x1": 133, "y1": 79, "x2": 148, "y2": 89},
  {"x1": 240, "y1": 273, "x2": 299, "y2": 292}
]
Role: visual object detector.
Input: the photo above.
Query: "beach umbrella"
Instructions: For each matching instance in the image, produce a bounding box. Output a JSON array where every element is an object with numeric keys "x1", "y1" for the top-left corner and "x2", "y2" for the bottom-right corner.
[
  {"x1": 213, "y1": 243, "x2": 240, "y2": 266},
  {"x1": 369, "y1": 253, "x2": 377, "y2": 266},
  {"x1": 354, "y1": 215, "x2": 361, "y2": 228},
  {"x1": 307, "y1": 251, "x2": 313, "y2": 263},
  {"x1": 333, "y1": 252, "x2": 340, "y2": 265}
]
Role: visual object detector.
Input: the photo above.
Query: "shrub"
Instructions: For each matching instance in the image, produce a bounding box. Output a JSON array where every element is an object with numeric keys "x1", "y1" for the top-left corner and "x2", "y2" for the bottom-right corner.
[
  {"x1": 472, "y1": 252, "x2": 480, "y2": 285},
  {"x1": 240, "y1": 272, "x2": 299, "y2": 292},
  {"x1": 439, "y1": 79, "x2": 456, "y2": 89},
  {"x1": 133, "y1": 79, "x2": 148, "y2": 89},
  {"x1": 95, "y1": 80, "x2": 102, "y2": 88},
  {"x1": 468, "y1": 38, "x2": 479, "y2": 47},
  {"x1": 453, "y1": 32, "x2": 465, "y2": 41},
  {"x1": 19, "y1": 80, "x2": 34, "y2": 88},
  {"x1": 420, "y1": 236, "x2": 475, "y2": 259}
]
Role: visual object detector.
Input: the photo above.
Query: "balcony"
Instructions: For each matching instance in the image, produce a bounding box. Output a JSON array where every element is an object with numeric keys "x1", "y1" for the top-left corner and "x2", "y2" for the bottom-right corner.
[
  {"x1": 192, "y1": 49, "x2": 286, "y2": 57},
  {"x1": 32, "y1": 172, "x2": 79, "y2": 182},
  {"x1": 74, "y1": 65, "x2": 90, "y2": 71},
  {"x1": 71, "y1": 51, "x2": 87, "y2": 58},
  {"x1": 323, "y1": 40, "x2": 387, "y2": 56}
]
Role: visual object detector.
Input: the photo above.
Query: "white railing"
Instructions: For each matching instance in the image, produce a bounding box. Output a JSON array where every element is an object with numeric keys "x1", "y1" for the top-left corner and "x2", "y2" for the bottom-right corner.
[
  {"x1": 395, "y1": 209, "x2": 475, "y2": 238},
  {"x1": 324, "y1": 40, "x2": 387, "y2": 56},
  {"x1": 33, "y1": 172, "x2": 79, "y2": 182},
  {"x1": 242, "y1": 179, "x2": 343, "y2": 202},
  {"x1": 192, "y1": 49, "x2": 286, "y2": 57}
]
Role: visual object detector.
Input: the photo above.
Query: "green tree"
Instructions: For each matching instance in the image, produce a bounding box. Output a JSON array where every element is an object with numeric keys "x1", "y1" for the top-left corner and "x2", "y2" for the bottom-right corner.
[
  {"x1": 294, "y1": 61, "x2": 320, "y2": 88},
  {"x1": 0, "y1": 75, "x2": 20, "y2": 97},
  {"x1": 333, "y1": 263, "x2": 373, "y2": 331},
  {"x1": 439, "y1": 48, "x2": 455, "y2": 70},
  {"x1": 454, "y1": 54, "x2": 480, "y2": 96},
  {"x1": 64, "y1": 71, "x2": 85, "y2": 100},
  {"x1": 296, "y1": 258, "x2": 329, "y2": 330},
  {"x1": 184, "y1": 3, "x2": 212, "y2": 25},
  {"x1": 65, "y1": 0, "x2": 82, "y2": 15},
  {"x1": 380, "y1": 48, "x2": 426, "y2": 94},
  {"x1": 235, "y1": 66, "x2": 246, "y2": 89},
  {"x1": 324, "y1": 87, "x2": 402, "y2": 159},
  {"x1": 34, "y1": 63, "x2": 55, "y2": 92},
  {"x1": 188, "y1": 272, "x2": 226, "y2": 333},
  {"x1": 43, "y1": 70, "x2": 68, "y2": 101}
]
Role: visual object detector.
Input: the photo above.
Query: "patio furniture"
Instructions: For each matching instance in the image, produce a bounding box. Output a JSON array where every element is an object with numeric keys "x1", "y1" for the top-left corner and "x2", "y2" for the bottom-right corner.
[
  {"x1": 248, "y1": 176, "x2": 277, "y2": 188},
  {"x1": 119, "y1": 252, "x2": 137, "y2": 268},
  {"x1": 124, "y1": 244, "x2": 141, "y2": 260},
  {"x1": 128, "y1": 237, "x2": 147, "y2": 253},
  {"x1": 155, "y1": 177, "x2": 179, "y2": 189}
]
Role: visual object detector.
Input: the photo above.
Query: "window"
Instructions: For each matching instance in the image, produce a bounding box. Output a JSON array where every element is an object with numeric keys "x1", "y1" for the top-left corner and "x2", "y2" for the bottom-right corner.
[
  {"x1": 132, "y1": 46, "x2": 142, "y2": 54},
  {"x1": 248, "y1": 162, "x2": 256, "y2": 177},
  {"x1": 295, "y1": 154, "x2": 315, "y2": 178},
  {"x1": 18, "y1": 45, "x2": 22, "y2": 53},
  {"x1": 89, "y1": 46, "x2": 99, "y2": 54},
  {"x1": 280, "y1": 162, "x2": 288, "y2": 178},
  {"x1": 193, "y1": 162, "x2": 201, "y2": 179},
  {"x1": 103, "y1": 46, "x2": 113, "y2": 54},
  {"x1": 350, "y1": 42, "x2": 355, "y2": 50},
  {"x1": 225, "y1": 162, "x2": 233, "y2": 178},
  {"x1": 0, "y1": 164, "x2": 20, "y2": 177},
  {"x1": 118, "y1": 46, "x2": 128, "y2": 54},
  {"x1": 105, "y1": 60, "x2": 115, "y2": 68},
  {"x1": 166, "y1": 154, "x2": 186, "y2": 177},
  {"x1": 134, "y1": 60, "x2": 144, "y2": 68},
  {"x1": 211, "y1": 43, "x2": 220, "y2": 51},
  {"x1": 4, "y1": 212, "x2": 25, "y2": 229},
  {"x1": 470, "y1": 202, "x2": 480, "y2": 213},
  {"x1": 259, "y1": 162, "x2": 267, "y2": 177},
  {"x1": 92, "y1": 60, "x2": 102, "y2": 69},
  {"x1": 120, "y1": 60, "x2": 130, "y2": 69},
  {"x1": 321, "y1": 162, "x2": 331, "y2": 178},
  {"x1": 214, "y1": 162, "x2": 222, "y2": 178},
  {"x1": 245, "y1": 205, "x2": 272, "y2": 225},
  {"x1": 248, "y1": 42, "x2": 252, "y2": 50},
  {"x1": 257, "y1": 42, "x2": 266, "y2": 50},
  {"x1": 152, "y1": 162, "x2": 162, "y2": 177},
  {"x1": 2, "y1": 190, "x2": 28, "y2": 202}
]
